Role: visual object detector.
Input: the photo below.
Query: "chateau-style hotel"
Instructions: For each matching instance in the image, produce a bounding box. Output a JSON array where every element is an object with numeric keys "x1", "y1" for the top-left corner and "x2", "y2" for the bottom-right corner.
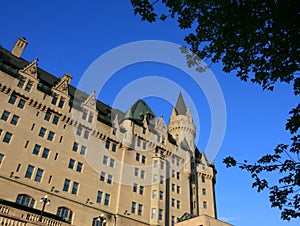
[{"x1": 0, "y1": 38, "x2": 231, "y2": 226}]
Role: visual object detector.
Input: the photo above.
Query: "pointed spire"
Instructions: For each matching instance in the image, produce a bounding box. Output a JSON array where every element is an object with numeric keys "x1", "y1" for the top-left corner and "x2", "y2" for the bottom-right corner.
[{"x1": 175, "y1": 92, "x2": 187, "y2": 115}]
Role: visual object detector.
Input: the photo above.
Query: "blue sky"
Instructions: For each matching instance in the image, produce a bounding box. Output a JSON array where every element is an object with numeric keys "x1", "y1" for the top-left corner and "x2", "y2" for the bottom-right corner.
[{"x1": 0, "y1": 1, "x2": 298, "y2": 225}]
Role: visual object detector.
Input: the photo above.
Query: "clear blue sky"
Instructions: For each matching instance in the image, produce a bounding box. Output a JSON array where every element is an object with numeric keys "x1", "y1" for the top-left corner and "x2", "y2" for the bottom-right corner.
[{"x1": 0, "y1": 1, "x2": 298, "y2": 225}]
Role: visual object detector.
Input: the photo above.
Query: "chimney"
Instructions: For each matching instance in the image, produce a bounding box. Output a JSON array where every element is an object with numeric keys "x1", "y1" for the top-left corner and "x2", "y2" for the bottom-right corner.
[{"x1": 11, "y1": 37, "x2": 28, "y2": 58}]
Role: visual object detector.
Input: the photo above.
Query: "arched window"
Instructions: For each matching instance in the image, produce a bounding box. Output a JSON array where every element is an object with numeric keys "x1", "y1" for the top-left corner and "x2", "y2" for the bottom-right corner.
[
  {"x1": 16, "y1": 194, "x2": 35, "y2": 208},
  {"x1": 57, "y1": 207, "x2": 73, "y2": 222}
]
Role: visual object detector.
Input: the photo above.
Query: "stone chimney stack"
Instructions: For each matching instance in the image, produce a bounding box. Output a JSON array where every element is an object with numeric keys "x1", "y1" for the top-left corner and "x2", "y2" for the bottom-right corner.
[{"x1": 11, "y1": 37, "x2": 28, "y2": 58}]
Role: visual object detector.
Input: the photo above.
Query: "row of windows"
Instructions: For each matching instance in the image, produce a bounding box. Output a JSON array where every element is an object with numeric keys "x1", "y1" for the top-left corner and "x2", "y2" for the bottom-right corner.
[
  {"x1": 44, "y1": 110, "x2": 59, "y2": 125},
  {"x1": 103, "y1": 155, "x2": 115, "y2": 168},
  {"x1": 171, "y1": 183, "x2": 181, "y2": 194},
  {"x1": 153, "y1": 175, "x2": 165, "y2": 184},
  {"x1": 51, "y1": 95, "x2": 65, "y2": 109},
  {"x1": 68, "y1": 159, "x2": 84, "y2": 173},
  {"x1": 38, "y1": 127, "x2": 55, "y2": 142},
  {"x1": 96, "y1": 190, "x2": 110, "y2": 206},
  {"x1": 100, "y1": 171, "x2": 113, "y2": 185},
  {"x1": 105, "y1": 140, "x2": 117, "y2": 152},
  {"x1": 82, "y1": 110, "x2": 94, "y2": 123},
  {"x1": 32, "y1": 144, "x2": 50, "y2": 159},
  {"x1": 25, "y1": 164, "x2": 44, "y2": 182},
  {"x1": 136, "y1": 153, "x2": 146, "y2": 164},
  {"x1": 171, "y1": 198, "x2": 181, "y2": 209},
  {"x1": 133, "y1": 183, "x2": 144, "y2": 195},
  {"x1": 1, "y1": 110, "x2": 20, "y2": 125},
  {"x1": 63, "y1": 179, "x2": 79, "y2": 195},
  {"x1": 72, "y1": 142, "x2": 87, "y2": 155},
  {"x1": 76, "y1": 126, "x2": 90, "y2": 139},
  {"x1": 136, "y1": 138, "x2": 147, "y2": 150},
  {"x1": 17, "y1": 77, "x2": 33, "y2": 92},
  {"x1": 16, "y1": 194, "x2": 73, "y2": 222},
  {"x1": 151, "y1": 208, "x2": 163, "y2": 221},
  {"x1": 152, "y1": 190, "x2": 164, "y2": 200},
  {"x1": 134, "y1": 167, "x2": 145, "y2": 179},
  {"x1": 131, "y1": 201, "x2": 143, "y2": 216},
  {"x1": 8, "y1": 93, "x2": 26, "y2": 109},
  {"x1": 171, "y1": 170, "x2": 181, "y2": 180}
]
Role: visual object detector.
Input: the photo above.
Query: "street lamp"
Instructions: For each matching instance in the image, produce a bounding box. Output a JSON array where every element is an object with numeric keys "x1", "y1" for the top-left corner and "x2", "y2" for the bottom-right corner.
[
  {"x1": 93, "y1": 213, "x2": 107, "y2": 226},
  {"x1": 39, "y1": 195, "x2": 51, "y2": 222}
]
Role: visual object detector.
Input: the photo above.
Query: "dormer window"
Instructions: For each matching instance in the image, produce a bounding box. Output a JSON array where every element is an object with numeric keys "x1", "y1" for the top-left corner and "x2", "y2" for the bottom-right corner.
[
  {"x1": 58, "y1": 97, "x2": 65, "y2": 108},
  {"x1": 51, "y1": 95, "x2": 58, "y2": 105}
]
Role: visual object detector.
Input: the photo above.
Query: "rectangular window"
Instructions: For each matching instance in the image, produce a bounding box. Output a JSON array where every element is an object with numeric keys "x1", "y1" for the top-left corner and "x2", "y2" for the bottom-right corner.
[
  {"x1": 177, "y1": 172, "x2": 180, "y2": 180},
  {"x1": 133, "y1": 183, "x2": 137, "y2": 193},
  {"x1": 107, "y1": 174, "x2": 113, "y2": 184},
  {"x1": 172, "y1": 170, "x2": 175, "y2": 178},
  {"x1": 103, "y1": 155, "x2": 108, "y2": 165},
  {"x1": 10, "y1": 115, "x2": 19, "y2": 125},
  {"x1": 25, "y1": 165, "x2": 34, "y2": 179},
  {"x1": 137, "y1": 138, "x2": 140, "y2": 147},
  {"x1": 88, "y1": 112, "x2": 94, "y2": 123},
  {"x1": 134, "y1": 167, "x2": 139, "y2": 176},
  {"x1": 44, "y1": 111, "x2": 51, "y2": 121},
  {"x1": 58, "y1": 99, "x2": 65, "y2": 108},
  {"x1": 151, "y1": 208, "x2": 156, "y2": 219},
  {"x1": 47, "y1": 131, "x2": 55, "y2": 141},
  {"x1": 152, "y1": 190, "x2": 157, "y2": 199},
  {"x1": 25, "y1": 81, "x2": 33, "y2": 92},
  {"x1": 159, "y1": 191, "x2": 163, "y2": 200},
  {"x1": 141, "y1": 156, "x2": 146, "y2": 164},
  {"x1": 17, "y1": 78, "x2": 25, "y2": 88},
  {"x1": 176, "y1": 159, "x2": 180, "y2": 166},
  {"x1": 171, "y1": 216, "x2": 175, "y2": 226},
  {"x1": 104, "y1": 194, "x2": 110, "y2": 206},
  {"x1": 177, "y1": 200, "x2": 181, "y2": 209},
  {"x1": 39, "y1": 127, "x2": 46, "y2": 138},
  {"x1": 160, "y1": 162, "x2": 164, "y2": 169},
  {"x1": 76, "y1": 126, "x2": 82, "y2": 136},
  {"x1": 136, "y1": 153, "x2": 140, "y2": 161},
  {"x1": 154, "y1": 160, "x2": 158, "y2": 168},
  {"x1": 80, "y1": 145, "x2": 87, "y2": 155},
  {"x1": 76, "y1": 162, "x2": 83, "y2": 172},
  {"x1": 17, "y1": 99, "x2": 25, "y2": 109},
  {"x1": 52, "y1": 115, "x2": 59, "y2": 125},
  {"x1": 63, "y1": 179, "x2": 70, "y2": 192},
  {"x1": 34, "y1": 168, "x2": 44, "y2": 182},
  {"x1": 112, "y1": 143, "x2": 116, "y2": 152},
  {"x1": 153, "y1": 175, "x2": 158, "y2": 183},
  {"x1": 72, "y1": 181, "x2": 79, "y2": 195},
  {"x1": 202, "y1": 175, "x2": 205, "y2": 183},
  {"x1": 72, "y1": 142, "x2": 78, "y2": 152},
  {"x1": 171, "y1": 198, "x2": 175, "y2": 207},
  {"x1": 68, "y1": 159, "x2": 75, "y2": 169},
  {"x1": 8, "y1": 94, "x2": 17, "y2": 105},
  {"x1": 42, "y1": 148, "x2": 50, "y2": 159},
  {"x1": 139, "y1": 186, "x2": 144, "y2": 195},
  {"x1": 203, "y1": 201, "x2": 207, "y2": 209},
  {"x1": 1, "y1": 110, "x2": 10, "y2": 121},
  {"x1": 96, "y1": 191, "x2": 103, "y2": 203},
  {"x1": 82, "y1": 111, "x2": 87, "y2": 120},
  {"x1": 105, "y1": 140, "x2": 110, "y2": 149},
  {"x1": 171, "y1": 183, "x2": 175, "y2": 192},
  {"x1": 141, "y1": 170, "x2": 145, "y2": 179},
  {"x1": 142, "y1": 142, "x2": 146, "y2": 150},
  {"x1": 202, "y1": 188, "x2": 206, "y2": 196},
  {"x1": 83, "y1": 130, "x2": 89, "y2": 139},
  {"x1": 109, "y1": 159, "x2": 115, "y2": 168},
  {"x1": 160, "y1": 175, "x2": 164, "y2": 184},
  {"x1": 51, "y1": 96, "x2": 58, "y2": 105},
  {"x1": 131, "y1": 201, "x2": 136, "y2": 214},
  {"x1": 138, "y1": 204, "x2": 143, "y2": 216},
  {"x1": 159, "y1": 209, "x2": 163, "y2": 221},
  {"x1": 0, "y1": 153, "x2": 4, "y2": 165},
  {"x1": 177, "y1": 185, "x2": 180, "y2": 194},
  {"x1": 100, "y1": 172, "x2": 105, "y2": 181},
  {"x1": 32, "y1": 144, "x2": 41, "y2": 155},
  {"x1": 3, "y1": 132, "x2": 12, "y2": 143}
]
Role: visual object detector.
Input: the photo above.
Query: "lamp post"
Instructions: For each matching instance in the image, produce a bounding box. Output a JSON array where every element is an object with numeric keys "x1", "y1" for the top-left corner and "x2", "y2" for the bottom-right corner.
[
  {"x1": 39, "y1": 195, "x2": 51, "y2": 222},
  {"x1": 94, "y1": 213, "x2": 107, "y2": 226}
]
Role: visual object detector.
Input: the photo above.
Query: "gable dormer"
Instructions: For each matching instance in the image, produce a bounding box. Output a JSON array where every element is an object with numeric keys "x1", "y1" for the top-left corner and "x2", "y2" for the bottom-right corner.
[
  {"x1": 80, "y1": 90, "x2": 97, "y2": 124},
  {"x1": 17, "y1": 58, "x2": 39, "y2": 93},
  {"x1": 50, "y1": 74, "x2": 72, "y2": 111}
]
